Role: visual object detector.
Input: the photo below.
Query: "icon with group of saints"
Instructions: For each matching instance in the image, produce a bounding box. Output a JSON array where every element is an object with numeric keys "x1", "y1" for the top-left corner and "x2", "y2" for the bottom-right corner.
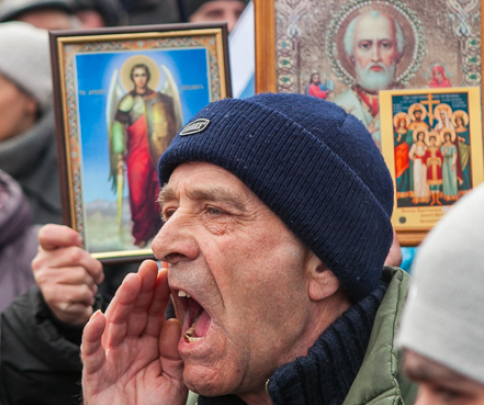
[{"x1": 393, "y1": 98, "x2": 472, "y2": 208}]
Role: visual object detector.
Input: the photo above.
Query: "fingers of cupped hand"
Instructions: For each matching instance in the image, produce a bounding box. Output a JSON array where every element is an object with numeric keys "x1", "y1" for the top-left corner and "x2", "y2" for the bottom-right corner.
[
  {"x1": 32, "y1": 246, "x2": 104, "y2": 284},
  {"x1": 125, "y1": 261, "x2": 161, "y2": 337},
  {"x1": 103, "y1": 262, "x2": 164, "y2": 346},
  {"x1": 81, "y1": 310, "x2": 107, "y2": 374},
  {"x1": 144, "y1": 269, "x2": 170, "y2": 338},
  {"x1": 159, "y1": 319, "x2": 181, "y2": 361},
  {"x1": 159, "y1": 319, "x2": 184, "y2": 382},
  {"x1": 102, "y1": 273, "x2": 142, "y2": 347}
]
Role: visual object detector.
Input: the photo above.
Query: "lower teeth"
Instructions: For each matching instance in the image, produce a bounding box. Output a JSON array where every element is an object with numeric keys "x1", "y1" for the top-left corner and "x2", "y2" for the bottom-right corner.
[{"x1": 184, "y1": 313, "x2": 201, "y2": 343}]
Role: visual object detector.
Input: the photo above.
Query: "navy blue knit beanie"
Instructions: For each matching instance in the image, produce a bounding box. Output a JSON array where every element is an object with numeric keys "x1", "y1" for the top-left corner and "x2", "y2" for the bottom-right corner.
[{"x1": 158, "y1": 93, "x2": 394, "y2": 301}]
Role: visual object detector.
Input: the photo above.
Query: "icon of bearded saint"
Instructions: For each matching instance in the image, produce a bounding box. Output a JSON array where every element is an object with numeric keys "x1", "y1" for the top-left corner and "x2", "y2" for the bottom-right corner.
[
  {"x1": 107, "y1": 55, "x2": 183, "y2": 248},
  {"x1": 333, "y1": 10, "x2": 406, "y2": 150}
]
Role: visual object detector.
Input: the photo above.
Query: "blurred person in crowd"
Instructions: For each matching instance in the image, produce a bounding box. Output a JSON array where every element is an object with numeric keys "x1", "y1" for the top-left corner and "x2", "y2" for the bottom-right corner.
[
  {"x1": 0, "y1": 0, "x2": 80, "y2": 30},
  {"x1": 0, "y1": 22, "x2": 62, "y2": 225},
  {"x1": 73, "y1": 0, "x2": 125, "y2": 27},
  {"x1": 120, "y1": 0, "x2": 180, "y2": 25},
  {"x1": 186, "y1": 0, "x2": 249, "y2": 32},
  {"x1": 0, "y1": 170, "x2": 37, "y2": 327},
  {"x1": 397, "y1": 182, "x2": 484, "y2": 405}
]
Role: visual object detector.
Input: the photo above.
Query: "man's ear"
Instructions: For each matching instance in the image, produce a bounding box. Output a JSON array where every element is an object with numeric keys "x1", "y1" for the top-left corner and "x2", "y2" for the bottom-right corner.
[{"x1": 306, "y1": 253, "x2": 341, "y2": 302}]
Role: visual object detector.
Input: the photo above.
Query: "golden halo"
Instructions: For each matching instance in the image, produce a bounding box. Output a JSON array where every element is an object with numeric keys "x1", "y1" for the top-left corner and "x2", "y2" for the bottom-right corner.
[
  {"x1": 434, "y1": 104, "x2": 453, "y2": 122},
  {"x1": 413, "y1": 128, "x2": 428, "y2": 143},
  {"x1": 393, "y1": 112, "x2": 410, "y2": 128},
  {"x1": 408, "y1": 103, "x2": 427, "y2": 121},
  {"x1": 451, "y1": 110, "x2": 469, "y2": 127},
  {"x1": 120, "y1": 55, "x2": 160, "y2": 93},
  {"x1": 440, "y1": 127, "x2": 456, "y2": 143},
  {"x1": 426, "y1": 131, "x2": 441, "y2": 148}
]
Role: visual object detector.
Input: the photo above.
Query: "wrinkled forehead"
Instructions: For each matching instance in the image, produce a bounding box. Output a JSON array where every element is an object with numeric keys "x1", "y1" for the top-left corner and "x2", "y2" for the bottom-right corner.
[{"x1": 160, "y1": 162, "x2": 257, "y2": 208}]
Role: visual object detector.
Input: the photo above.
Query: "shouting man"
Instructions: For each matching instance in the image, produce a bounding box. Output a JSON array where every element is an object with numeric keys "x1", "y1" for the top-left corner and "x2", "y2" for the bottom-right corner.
[{"x1": 77, "y1": 93, "x2": 416, "y2": 405}]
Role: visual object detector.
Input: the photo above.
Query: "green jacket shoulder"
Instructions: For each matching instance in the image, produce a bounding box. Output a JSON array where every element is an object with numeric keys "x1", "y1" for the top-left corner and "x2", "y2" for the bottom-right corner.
[{"x1": 343, "y1": 267, "x2": 417, "y2": 405}]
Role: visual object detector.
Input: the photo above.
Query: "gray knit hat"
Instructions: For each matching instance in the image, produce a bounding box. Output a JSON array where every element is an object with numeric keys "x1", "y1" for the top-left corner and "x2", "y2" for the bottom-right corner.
[
  {"x1": 0, "y1": 22, "x2": 52, "y2": 112},
  {"x1": 397, "y1": 183, "x2": 484, "y2": 384},
  {"x1": 0, "y1": 0, "x2": 74, "y2": 22}
]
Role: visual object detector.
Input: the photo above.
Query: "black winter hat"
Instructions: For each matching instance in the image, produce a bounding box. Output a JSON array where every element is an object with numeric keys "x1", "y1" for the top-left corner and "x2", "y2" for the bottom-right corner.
[
  {"x1": 184, "y1": 0, "x2": 249, "y2": 18},
  {"x1": 73, "y1": 0, "x2": 123, "y2": 26}
]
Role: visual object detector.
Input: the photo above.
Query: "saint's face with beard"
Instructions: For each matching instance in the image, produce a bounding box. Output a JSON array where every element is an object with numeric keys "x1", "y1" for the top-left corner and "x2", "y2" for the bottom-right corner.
[{"x1": 346, "y1": 11, "x2": 404, "y2": 93}]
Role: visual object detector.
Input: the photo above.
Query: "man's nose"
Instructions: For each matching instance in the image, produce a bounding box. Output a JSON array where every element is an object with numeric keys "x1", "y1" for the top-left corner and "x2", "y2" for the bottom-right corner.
[
  {"x1": 152, "y1": 211, "x2": 200, "y2": 264},
  {"x1": 371, "y1": 42, "x2": 381, "y2": 61}
]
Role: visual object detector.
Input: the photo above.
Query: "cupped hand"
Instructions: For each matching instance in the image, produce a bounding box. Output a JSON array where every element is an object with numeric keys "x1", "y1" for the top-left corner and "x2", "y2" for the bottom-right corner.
[{"x1": 81, "y1": 260, "x2": 186, "y2": 405}]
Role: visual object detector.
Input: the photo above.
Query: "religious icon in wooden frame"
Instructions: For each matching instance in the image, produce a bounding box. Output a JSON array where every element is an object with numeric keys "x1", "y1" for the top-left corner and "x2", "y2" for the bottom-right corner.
[{"x1": 50, "y1": 23, "x2": 231, "y2": 262}]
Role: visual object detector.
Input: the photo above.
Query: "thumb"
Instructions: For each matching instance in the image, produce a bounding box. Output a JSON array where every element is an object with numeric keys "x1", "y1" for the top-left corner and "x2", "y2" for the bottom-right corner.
[
  {"x1": 39, "y1": 224, "x2": 83, "y2": 251},
  {"x1": 159, "y1": 318, "x2": 183, "y2": 380}
]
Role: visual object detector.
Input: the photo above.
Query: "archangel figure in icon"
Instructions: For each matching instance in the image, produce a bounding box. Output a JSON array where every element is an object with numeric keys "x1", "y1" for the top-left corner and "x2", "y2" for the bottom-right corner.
[{"x1": 107, "y1": 55, "x2": 183, "y2": 247}]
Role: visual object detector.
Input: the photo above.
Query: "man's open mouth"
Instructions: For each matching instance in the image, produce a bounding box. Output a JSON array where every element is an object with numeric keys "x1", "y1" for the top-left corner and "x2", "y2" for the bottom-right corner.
[{"x1": 177, "y1": 290, "x2": 211, "y2": 344}]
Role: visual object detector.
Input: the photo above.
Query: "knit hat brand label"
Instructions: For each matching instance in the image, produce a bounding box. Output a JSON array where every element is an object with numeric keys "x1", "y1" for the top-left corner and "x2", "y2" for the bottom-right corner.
[{"x1": 179, "y1": 118, "x2": 211, "y2": 136}]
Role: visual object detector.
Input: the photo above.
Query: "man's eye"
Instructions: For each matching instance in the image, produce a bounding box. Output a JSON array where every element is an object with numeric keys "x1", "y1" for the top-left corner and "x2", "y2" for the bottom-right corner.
[
  {"x1": 433, "y1": 386, "x2": 463, "y2": 403},
  {"x1": 163, "y1": 208, "x2": 176, "y2": 220},
  {"x1": 206, "y1": 10, "x2": 224, "y2": 18},
  {"x1": 381, "y1": 41, "x2": 393, "y2": 48},
  {"x1": 359, "y1": 41, "x2": 371, "y2": 49},
  {"x1": 207, "y1": 206, "x2": 224, "y2": 215}
]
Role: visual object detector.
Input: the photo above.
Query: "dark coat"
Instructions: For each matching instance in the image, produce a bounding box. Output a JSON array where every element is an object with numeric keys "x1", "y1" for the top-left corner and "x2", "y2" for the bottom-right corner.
[{"x1": 0, "y1": 261, "x2": 165, "y2": 405}]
